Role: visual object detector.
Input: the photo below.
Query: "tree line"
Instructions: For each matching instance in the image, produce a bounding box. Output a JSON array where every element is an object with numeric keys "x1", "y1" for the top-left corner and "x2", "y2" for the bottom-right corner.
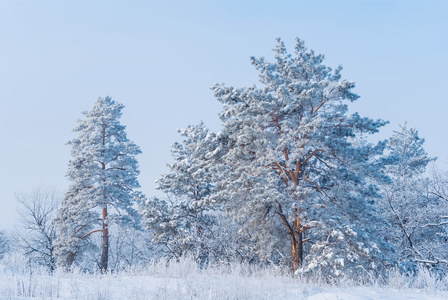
[{"x1": 2, "y1": 38, "x2": 448, "y2": 278}]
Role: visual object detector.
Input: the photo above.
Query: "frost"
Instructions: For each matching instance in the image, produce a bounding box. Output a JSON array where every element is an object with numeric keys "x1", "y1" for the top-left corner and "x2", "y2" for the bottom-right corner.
[
  {"x1": 335, "y1": 258, "x2": 344, "y2": 267},
  {"x1": 345, "y1": 226, "x2": 357, "y2": 237}
]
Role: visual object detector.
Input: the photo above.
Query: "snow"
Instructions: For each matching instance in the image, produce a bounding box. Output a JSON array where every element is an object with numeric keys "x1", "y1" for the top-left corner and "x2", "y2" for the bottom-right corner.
[
  {"x1": 0, "y1": 273, "x2": 446, "y2": 299},
  {"x1": 1, "y1": 256, "x2": 447, "y2": 300},
  {"x1": 307, "y1": 289, "x2": 444, "y2": 300}
]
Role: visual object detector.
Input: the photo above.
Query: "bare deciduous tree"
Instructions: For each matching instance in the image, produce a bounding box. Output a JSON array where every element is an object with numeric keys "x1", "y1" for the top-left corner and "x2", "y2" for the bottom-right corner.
[
  {"x1": 16, "y1": 188, "x2": 59, "y2": 273},
  {"x1": 0, "y1": 229, "x2": 11, "y2": 260}
]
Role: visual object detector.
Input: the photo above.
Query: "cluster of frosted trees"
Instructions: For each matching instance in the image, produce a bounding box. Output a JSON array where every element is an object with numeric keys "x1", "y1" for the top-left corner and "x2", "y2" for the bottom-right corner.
[{"x1": 4, "y1": 38, "x2": 448, "y2": 278}]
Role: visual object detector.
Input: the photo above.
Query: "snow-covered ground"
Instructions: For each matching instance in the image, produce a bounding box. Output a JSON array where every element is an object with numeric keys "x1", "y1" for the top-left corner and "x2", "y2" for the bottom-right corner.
[{"x1": 1, "y1": 256, "x2": 447, "y2": 299}]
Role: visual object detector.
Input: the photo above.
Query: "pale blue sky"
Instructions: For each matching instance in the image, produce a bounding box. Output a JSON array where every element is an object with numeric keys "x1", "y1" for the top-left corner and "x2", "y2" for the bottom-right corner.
[{"x1": 1, "y1": 0, "x2": 447, "y2": 229}]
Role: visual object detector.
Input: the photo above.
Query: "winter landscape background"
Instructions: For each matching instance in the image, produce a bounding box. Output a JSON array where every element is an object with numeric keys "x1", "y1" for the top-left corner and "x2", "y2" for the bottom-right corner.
[
  {"x1": 1, "y1": 1, "x2": 448, "y2": 299},
  {"x1": 1, "y1": 0, "x2": 447, "y2": 229}
]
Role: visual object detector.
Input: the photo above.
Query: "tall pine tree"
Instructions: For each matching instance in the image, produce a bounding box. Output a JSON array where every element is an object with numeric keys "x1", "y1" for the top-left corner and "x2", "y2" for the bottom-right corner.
[
  {"x1": 54, "y1": 96, "x2": 142, "y2": 272},
  {"x1": 211, "y1": 38, "x2": 390, "y2": 275}
]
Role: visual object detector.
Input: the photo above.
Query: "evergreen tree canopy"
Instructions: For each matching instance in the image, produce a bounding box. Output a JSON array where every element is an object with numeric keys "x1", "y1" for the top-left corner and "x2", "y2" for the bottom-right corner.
[
  {"x1": 54, "y1": 96, "x2": 142, "y2": 271},
  {"x1": 211, "y1": 38, "x2": 390, "y2": 275}
]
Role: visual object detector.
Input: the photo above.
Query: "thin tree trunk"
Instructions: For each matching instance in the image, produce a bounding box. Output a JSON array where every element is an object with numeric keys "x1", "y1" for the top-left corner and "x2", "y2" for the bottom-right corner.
[{"x1": 100, "y1": 125, "x2": 109, "y2": 273}]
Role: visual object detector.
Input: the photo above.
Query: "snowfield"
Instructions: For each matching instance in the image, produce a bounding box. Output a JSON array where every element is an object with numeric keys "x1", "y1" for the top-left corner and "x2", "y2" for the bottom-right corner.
[{"x1": 1, "y1": 256, "x2": 447, "y2": 300}]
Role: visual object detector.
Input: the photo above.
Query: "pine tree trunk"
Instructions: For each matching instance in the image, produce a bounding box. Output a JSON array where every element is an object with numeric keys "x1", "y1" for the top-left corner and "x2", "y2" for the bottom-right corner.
[
  {"x1": 100, "y1": 206, "x2": 109, "y2": 273},
  {"x1": 100, "y1": 126, "x2": 109, "y2": 273},
  {"x1": 291, "y1": 218, "x2": 303, "y2": 274},
  {"x1": 277, "y1": 203, "x2": 304, "y2": 274}
]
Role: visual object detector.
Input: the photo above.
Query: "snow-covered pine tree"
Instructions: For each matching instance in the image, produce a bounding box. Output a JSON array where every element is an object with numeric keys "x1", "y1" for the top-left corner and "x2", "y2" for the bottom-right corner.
[
  {"x1": 54, "y1": 96, "x2": 142, "y2": 272},
  {"x1": 379, "y1": 123, "x2": 444, "y2": 270},
  {"x1": 211, "y1": 38, "x2": 390, "y2": 275},
  {"x1": 143, "y1": 123, "x2": 231, "y2": 262}
]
